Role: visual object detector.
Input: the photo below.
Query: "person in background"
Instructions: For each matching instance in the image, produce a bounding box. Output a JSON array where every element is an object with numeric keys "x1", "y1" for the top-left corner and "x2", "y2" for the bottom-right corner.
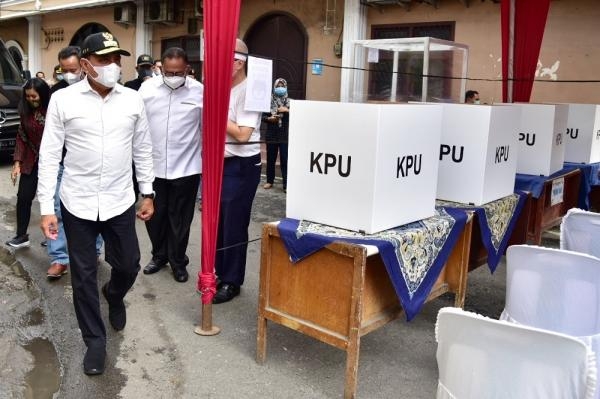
[
  {"x1": 465, "y1": 90, "x2": 480, "y2": 104},
  {"x1": 125, "y1": 54, "x2": 154, "y2": 91},
  {"x1": 48, "y1": 64, "x2": 63, "y2": 87},
  {"x1": 5, "y1": 78, "x2": 50, "y2": 248},
  {"x1": 139, "y1": 47, "x2": 203, "y2": 283},
  {"x1": 262, "y1": 78, "x2": 290, "y2": 193},
  {"x1": 213, "y1": 39, "x2": 262, "y2": 304},
  {"x1": 36, "y1": 71, "x2": 46, "y2": 79},
  {"x1": 50, "y1": 46, "x2": 83, "y2": 95},
  {"x1": 37, "y1": 32, "x2": 155, "y2": 376},
  {"x1": 152, "y1": 59, "x2": 162, "y2": 77}
]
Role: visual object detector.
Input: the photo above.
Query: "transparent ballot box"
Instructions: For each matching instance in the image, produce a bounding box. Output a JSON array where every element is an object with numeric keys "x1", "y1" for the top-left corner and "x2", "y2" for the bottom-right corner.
[{"x1": 347, "y1": 37, "x2": 469, "y2": 104}]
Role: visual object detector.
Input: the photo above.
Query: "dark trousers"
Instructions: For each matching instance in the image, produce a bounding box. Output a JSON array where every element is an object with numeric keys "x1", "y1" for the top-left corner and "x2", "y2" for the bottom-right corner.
[
  {"x1": 215, "y1": 154, "x2": 261, "y2": 286},
  {"x1": 16, "y1": 164, "x2": 38, "y2": 236},
  {"x1": 61, "y1": 203, "x2": 140, "y2": 349},
  {"x1": 145, "y1": 174, "x2": 200, "y2": 270},
  {"x1": 265, "y1": 142, "x2": 288, "y2": 189}
]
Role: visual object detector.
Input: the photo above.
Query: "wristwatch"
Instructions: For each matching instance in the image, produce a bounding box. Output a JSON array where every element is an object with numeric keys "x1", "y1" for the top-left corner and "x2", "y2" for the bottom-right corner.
[{"x1": 141, "y1": 192, "x2": 155, "y2": 200}]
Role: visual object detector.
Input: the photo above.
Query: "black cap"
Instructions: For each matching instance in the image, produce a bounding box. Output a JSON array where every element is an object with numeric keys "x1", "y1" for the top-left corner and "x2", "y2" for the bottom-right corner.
[
  {"x1": 80, "y1": 32, "x2": 131, "y2": 57},
  {"x1": 136, "y1": 54, "x2": 153, "y2": 66}
]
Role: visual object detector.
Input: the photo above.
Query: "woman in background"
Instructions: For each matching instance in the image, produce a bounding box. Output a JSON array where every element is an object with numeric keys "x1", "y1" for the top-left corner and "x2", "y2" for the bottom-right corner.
[
  {"x1": 5, "y1": 78, "x2": 50, "y2": 248},
  {"x1": 262, "y1": 78, "x2": 290, "y2": 192}
]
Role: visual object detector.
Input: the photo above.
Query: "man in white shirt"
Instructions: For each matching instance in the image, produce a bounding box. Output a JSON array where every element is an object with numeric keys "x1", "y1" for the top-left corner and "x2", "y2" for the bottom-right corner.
[
  {"x1": 139, "y1": 47, "x2": 203, "y2": 283},
  {"x1": 37, "y1": 32, "x2": 155, "y2": 376},
  {"x1": 213, "y1": 39, "x2": 262, "y2": 304}
]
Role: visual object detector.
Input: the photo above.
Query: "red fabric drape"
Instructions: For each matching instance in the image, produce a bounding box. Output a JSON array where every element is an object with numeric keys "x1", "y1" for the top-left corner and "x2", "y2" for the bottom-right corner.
[
  {"x1": 501, "y1": 0, "x2": 551, "y2": 102},
  {"x1": 197, "y1": 0, "x2": 241, "y2": 303}
]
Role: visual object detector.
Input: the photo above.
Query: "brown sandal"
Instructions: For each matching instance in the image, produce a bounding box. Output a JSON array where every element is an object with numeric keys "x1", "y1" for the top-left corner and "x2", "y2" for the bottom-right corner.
[{"x1": 263, "y1": 183, "x2": 273, "y2": 189}]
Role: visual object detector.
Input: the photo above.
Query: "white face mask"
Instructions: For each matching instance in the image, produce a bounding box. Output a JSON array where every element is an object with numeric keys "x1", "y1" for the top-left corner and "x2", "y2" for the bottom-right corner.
[
  {"x1": 64, "y1": 72, "x2": 82, "y2": 85},
  {"x1": 474, "y1": 100, "x2": 481, "y2": 105},
  {"x1": 163, "y1": 76, "x2": 185, "y2": 90},
  {"x1": 88, "y1": 62, "x2": 121, "y2": 88}
]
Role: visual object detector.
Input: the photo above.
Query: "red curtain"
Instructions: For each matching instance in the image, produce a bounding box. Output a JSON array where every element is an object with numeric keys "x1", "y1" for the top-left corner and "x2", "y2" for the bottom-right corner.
[
  {"x1": 501, "y1": 0, "x2": 551, "y2": 102},
  {"x1": 197, "y1": 0, "x2": 241, "y2": 303}
]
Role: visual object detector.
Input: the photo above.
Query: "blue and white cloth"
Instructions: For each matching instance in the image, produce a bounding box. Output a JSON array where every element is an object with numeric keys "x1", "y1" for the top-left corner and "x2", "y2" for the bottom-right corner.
[
  {"x1": 437, "y1": 192, "x2": 527, "y2": 272},
  {"x1": 277, "y1": 207, "x2": 468, "y2": 321}
]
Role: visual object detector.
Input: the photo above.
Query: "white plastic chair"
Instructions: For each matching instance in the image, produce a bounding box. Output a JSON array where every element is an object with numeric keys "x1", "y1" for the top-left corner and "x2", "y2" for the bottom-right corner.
[
  {"x1": 436, "y1": 307, "x2": 596, "y2": 399},
  {"x1": 561, "y1": 208, "x2": 600, "y2": 258},
  {"x1": 501, "y1": 245, "x2": 600, "y2": 398}
]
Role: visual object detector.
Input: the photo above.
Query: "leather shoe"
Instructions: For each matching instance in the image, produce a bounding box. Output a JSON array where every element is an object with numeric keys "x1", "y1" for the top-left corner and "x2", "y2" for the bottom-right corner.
[
  {"x1": 143, "y1": 259, "x2": 167, "y2": 275},
  {"x1": 212, "y1": 283, "x2": 240, "y2": 304},
  {"x1": 47, "y1": 263, "x2": 68, "y2": 279},
  {"x1": 102, "y1": 283, "x2": 126, "y2": 331},
  {"x1": 83, "y1": 346, "x2": 106, "y2": 375},
  {"x1": 172, "y1": 268, "x2": 189, "y2": 283}
]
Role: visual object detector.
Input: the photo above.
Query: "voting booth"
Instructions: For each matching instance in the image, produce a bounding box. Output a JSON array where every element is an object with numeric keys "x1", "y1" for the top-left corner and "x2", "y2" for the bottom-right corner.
[
  {"x1": 563, "y1": 103, "x2": 600, "y2": 163},
  {"x1": 435, "y1": 104, "x2": 520, "y2": 205},
  {"x1": 286, "y1": 100, "x2": 443, "y2": 234},
  {"x1": 509, "y1": 103, "x2": 567, "y2": 176}
]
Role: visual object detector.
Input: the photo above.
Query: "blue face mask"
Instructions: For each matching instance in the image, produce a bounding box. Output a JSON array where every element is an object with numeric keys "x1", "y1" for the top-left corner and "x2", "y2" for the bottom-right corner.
[{"x1": 274, "y1": 87, "x2": 287, "y2": 97}]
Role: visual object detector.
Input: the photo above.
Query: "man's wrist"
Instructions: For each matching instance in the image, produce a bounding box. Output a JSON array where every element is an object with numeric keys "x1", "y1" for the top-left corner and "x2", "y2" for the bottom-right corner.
[{"x1": 141, "y1": 191, "x2": 155, "y2": 200}]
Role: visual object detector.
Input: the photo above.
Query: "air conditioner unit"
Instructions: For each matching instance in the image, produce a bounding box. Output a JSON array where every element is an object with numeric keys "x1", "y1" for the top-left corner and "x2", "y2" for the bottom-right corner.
[
  {"x1": 114, "y1": 3, "x2": 136, "y2": 25},
  {"x1": 144, "y1": 0, "x2": 177, "y2": 24}
]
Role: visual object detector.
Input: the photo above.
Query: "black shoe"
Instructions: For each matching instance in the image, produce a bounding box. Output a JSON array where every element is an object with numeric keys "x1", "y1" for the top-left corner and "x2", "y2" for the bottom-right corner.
[
  {"x1": 143, "y1": 259, "x2": 167, "y2": 275},
  {"x1": 102, "y1": 283, "x2": 126, "y2": 331},
  {"x1": 173, "y1": 268, "x2": 189, "y2": 283},
  {"x1": 5, "y1": 234, "x2": 30, "y2": 248},
  {"x1": 212, "y1": 283, "x2": 240, "y2": 304},
  {"x1": 83, "y1": 346, "x2": 106, "y2": 375},
  {"x1": 40, "y1": 240, "x2": 48, "y2": 247}
]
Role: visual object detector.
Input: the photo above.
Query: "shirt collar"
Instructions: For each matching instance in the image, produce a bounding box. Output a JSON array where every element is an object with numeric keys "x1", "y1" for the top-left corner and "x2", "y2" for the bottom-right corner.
[{"x1": 80, "y1": 76, "x2": 123, "y2": 95}]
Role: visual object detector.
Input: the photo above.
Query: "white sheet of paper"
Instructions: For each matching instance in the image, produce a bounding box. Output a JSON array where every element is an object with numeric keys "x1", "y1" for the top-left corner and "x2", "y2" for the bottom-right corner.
[
  {"x1": 368, "y1": 48, "x2": 379, "y2": 63},
  {"x1": 245, "y1": 56, "x2": 272, "y2": 112},
  {"x1": 551, "y1": 177, "x2": 565, "y2": 206}
]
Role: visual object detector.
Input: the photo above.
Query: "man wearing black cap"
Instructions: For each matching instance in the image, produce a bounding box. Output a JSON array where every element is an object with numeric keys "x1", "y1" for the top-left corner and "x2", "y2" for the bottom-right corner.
[
  {"x1": 125, "y1": 54, "x2": 154, "y2": 91},
  {"x1": 37, "y1": 32, "x2": 155, "y2": 376}
]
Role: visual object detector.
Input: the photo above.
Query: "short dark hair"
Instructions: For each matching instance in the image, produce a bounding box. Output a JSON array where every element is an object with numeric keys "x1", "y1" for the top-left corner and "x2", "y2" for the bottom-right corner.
[
  {"x1": 161, "y1": 47, "x2": 188, "y2": 64},
  {"x1": 19, "y1": 77, "x2": 50, "y2": 117},
  {"x1": 465, "y1": 90, "x2": 479, "y2": 101},
  {"x1": 57, "y1": 46, "x2": 81, "y2": 61}
]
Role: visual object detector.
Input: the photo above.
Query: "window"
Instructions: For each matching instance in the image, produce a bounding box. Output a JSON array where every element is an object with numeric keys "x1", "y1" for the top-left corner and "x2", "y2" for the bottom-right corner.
[{"x1": 369, "y1": 22, "x2": 455, "y2": 102}]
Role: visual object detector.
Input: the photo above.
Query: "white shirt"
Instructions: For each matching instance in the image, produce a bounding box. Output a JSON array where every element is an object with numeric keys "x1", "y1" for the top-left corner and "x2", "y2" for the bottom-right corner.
[
  {"x1": 38, "y1": 78, "x2": 154, "y2": 221},
  {"x1": 225, "y1": 79, "x2": 261, "y2": 157},
  {"x1": 139, "y1": 76, "x2": 203, "y2": 179}
]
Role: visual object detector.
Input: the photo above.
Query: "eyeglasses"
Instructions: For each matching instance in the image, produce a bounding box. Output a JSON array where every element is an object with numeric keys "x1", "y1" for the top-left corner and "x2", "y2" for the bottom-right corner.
[{"x1": 163, "y1": 71, "x2": 187, "y2": 77}]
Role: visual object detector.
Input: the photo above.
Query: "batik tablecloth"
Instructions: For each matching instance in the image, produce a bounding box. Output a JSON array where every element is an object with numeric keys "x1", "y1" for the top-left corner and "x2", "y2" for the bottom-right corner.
[
  {"x1": 276, "y1": 207, "x2": 468, "y2": 321},
  {"x1": 436, "y1": 192, "x2": 527, "y2": 273},
  {"x1": 514, "y1": 165, "x2": 580, "y2": 199}
]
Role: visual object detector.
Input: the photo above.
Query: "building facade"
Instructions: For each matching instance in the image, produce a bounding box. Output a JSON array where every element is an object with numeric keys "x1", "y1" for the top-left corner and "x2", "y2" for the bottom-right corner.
[{"x1": 1, "y1": 0, "x2": 598, "y2": 104}]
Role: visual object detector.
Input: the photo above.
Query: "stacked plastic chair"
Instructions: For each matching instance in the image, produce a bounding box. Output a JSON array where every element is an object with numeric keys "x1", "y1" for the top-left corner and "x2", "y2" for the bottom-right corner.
[
  {"x1": 501, "y1": 244, "x2": 600, "y2": 398},
  {"x1": 561, "y1": 208, "x2": 600, "y2": 258},
  {"x1": 436, "y1": 307, "x2": 596, "y2": 399}
]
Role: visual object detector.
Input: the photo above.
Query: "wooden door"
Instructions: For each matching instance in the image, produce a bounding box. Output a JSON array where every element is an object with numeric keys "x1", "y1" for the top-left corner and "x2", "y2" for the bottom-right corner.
[{"x1": 245, "y1": 12, "x2": 307, "y2": 100}]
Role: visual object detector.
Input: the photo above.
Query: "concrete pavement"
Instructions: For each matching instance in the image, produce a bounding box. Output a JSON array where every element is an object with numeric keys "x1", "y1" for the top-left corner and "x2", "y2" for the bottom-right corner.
[{"x1": 0, "y1": 157, "x2": 528, "y2": 399}]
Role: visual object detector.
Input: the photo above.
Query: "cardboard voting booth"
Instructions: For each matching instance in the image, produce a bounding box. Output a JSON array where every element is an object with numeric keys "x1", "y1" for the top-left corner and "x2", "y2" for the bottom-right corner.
[
  {"x1": 563, "y1": 104, "x2": 600, "y2": 163},
  {"x1": 509, "y1": 103, "x2": 567, "y2": 176},
  {"x1": 436, "y1": 104, "x2": 520, "y2": 205},
  {"x1": 286, "y1": 100, "x2": 443, "y2": 234}
]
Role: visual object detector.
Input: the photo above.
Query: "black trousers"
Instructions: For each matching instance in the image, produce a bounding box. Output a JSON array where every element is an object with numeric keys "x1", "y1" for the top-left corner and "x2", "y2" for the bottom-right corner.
[
  {"x1": 145, "y1": 174, "x2": 200, "y2": 270},
  {"x1": 265, "y1": 142, "x2": 288, "y2": 189},
  {"x1": 61, "y1": 203, "x2": 140, "y2": 349},
  {"x1": 16, "y1": 164, "x2": 38, "y2": 236},
  {"x1": 215, "y1": 154, "x2": 261, "y2": 286}
]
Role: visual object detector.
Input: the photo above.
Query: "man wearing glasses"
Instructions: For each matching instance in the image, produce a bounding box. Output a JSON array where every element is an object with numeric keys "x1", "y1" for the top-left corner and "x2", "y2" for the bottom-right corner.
[{"x1": 139, "y1": 47, "x2": 203, "y2": 283}]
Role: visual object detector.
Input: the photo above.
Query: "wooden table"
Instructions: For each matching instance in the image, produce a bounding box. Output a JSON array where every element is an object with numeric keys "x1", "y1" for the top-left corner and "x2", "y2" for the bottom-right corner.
[
  {"x1": 524, "y1": 169, "x2": 581, "y2": 244},
  {"x1": 256, "y1": 219, "x2": 473, "y2": 399}
]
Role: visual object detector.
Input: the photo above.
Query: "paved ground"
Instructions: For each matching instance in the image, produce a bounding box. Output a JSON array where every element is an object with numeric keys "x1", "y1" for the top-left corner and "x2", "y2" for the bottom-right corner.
[{"x1": 0, "y1": 157, "x2": 554, "y2": 399}]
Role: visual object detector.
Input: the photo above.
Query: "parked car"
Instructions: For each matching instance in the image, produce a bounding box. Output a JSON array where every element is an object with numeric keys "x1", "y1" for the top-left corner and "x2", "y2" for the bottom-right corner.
[{"x1": 0, "y1": 38, "x2": 24, "y2": 158}]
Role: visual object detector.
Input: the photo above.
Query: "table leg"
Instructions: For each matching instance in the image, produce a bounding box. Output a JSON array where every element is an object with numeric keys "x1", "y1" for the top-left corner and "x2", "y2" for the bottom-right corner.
[
  {"x1": 344, "y1": 332, "x2": 361, "y2": 399},
  {"x1": 257, "y1": 315, "x2": 267, "y2": 364}
]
